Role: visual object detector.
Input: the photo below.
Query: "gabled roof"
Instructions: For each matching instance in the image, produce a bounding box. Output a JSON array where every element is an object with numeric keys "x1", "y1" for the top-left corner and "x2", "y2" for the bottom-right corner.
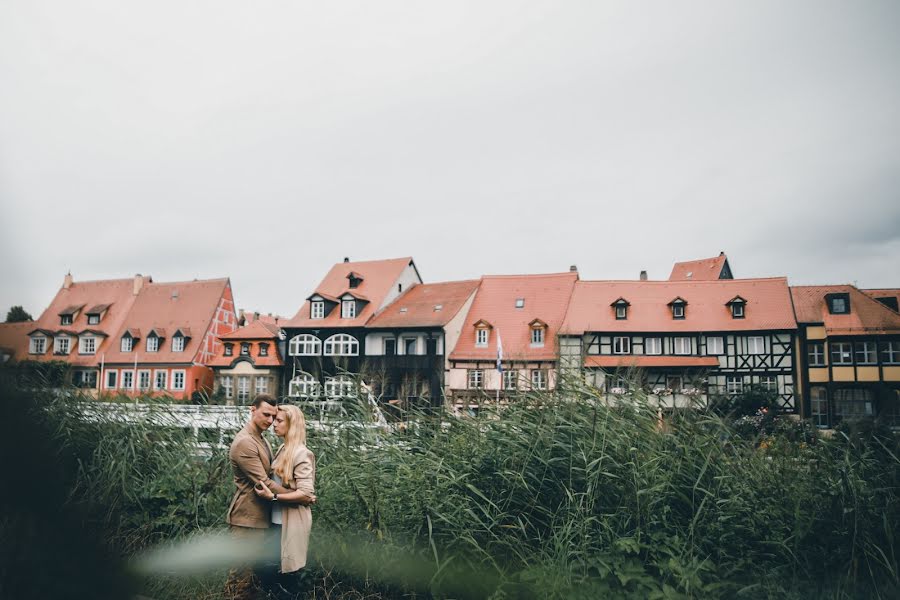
[
  {"x1": 287, "y1": 257, "x2": 419, "y2": 328},
  {"x1": 103, "y1": 278, "x2": 230, "y2": 364},
  {"x1": 790, "y1": 285, "x2": 900, "y2": 335},
  {"x1": 862, "y1": 289, "x2": 900, "y2": 313},
  {"x1": 450, "y1": 272, "x2": 579, "y2": 361},
  {"x1": 58, "y1": 304, "x2": 86, "y2": 316},
  {"x1": 669, "y1": 253, "x2": 732, "y2": 281},
  {"x1": 86, "y1": 303, "x2": 111, "y2": 314},
  {"x1": 561, "y1": 278, "x2": 796, "y2": 334},
  {"x1": 368, "y1": 280, "x2": 481, "y2": 328},
  {"x1": 219, "y1": 320, "x2": 281, "y2": 340}
]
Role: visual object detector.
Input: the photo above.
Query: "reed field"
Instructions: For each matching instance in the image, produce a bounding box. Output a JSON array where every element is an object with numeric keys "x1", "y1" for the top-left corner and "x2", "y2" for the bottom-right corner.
[{"x1": 1, "y1": 378, "x2": 898, "y2": 599}]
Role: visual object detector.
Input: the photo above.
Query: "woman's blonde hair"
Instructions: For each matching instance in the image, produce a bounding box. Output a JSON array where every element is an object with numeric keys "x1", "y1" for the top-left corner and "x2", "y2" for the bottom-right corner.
[{"x1": 272, "y1": 404, "x2": 307, "y2": 484}]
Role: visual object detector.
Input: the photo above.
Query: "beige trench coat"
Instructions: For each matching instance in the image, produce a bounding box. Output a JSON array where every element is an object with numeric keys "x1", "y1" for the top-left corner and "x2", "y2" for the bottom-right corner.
[
  {"x1": 274, "y1": 444, "x2": 316, "y2": 573},
  {"x1": 226, "y1": 424, "x2": 273, "y2": 529}
]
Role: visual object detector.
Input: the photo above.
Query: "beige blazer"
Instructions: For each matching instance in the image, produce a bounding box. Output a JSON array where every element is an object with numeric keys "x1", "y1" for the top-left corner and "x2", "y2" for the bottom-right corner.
[
  {"x1": 274, "y1": 444, "x2": 316, "y2": 572},
  {"x1": 226, "y1": 424, "x2": 273, "y2": 529}
]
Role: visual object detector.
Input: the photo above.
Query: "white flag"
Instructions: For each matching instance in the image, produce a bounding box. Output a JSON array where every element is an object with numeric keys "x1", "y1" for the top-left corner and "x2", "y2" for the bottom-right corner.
[{"x1": 496, "y1": 329, "x2": 503, "y2": 373}]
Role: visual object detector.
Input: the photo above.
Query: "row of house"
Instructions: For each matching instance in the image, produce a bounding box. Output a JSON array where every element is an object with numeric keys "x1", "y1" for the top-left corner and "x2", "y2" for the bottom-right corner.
[{"x1": 1, "y1": 254, "x2": 898, "y2": 428}]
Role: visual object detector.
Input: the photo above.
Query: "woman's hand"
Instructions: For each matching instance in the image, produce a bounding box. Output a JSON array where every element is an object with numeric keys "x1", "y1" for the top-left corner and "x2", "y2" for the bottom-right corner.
[{"x1": 254, "y1": 479, "x2": 275, "y2": 500}]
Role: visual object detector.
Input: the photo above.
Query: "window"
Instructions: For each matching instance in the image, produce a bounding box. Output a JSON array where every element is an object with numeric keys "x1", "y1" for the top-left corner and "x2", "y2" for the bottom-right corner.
[
  {"x1": 760, "y1": 375, "x2": 778, "y2": 393},
  {"x1": 172, "y1": 336, "x2": 185, "y2": 352},
  {"x1": 747, "y1": 336, "x2": 765, "y2": 355},
  {"x1": 241, "y1": 342, "x2": 250, "y2": 356},
  {"x1": 255, "y1": 377, "x2": 269, "y2": 396},
  {"x1": 311, "y1": 301, "x2": 324, "y2": 319},
  {"x1": 289, "y1": 334, "x2": 321, "y2": 356},
  {"x1": 237, "y1": 376, "x2": 250, "y2": 403},
  {"x1": 384, "y1": 338, "x2": 396, "y2": 355},
  {"x1": 29, "y1": 337, "x2": 46, "y2": 354},
  {"x1": 468, "y1": 369, "x2": 483, "y2": 389},
  {"x1": 289, "y1": 372, "x2": 319, "y2": 397},
  {"x1": 827, "y1": 294, "x2": 850, "y2": 314},
  {"x1": 808, "y1": 343, "x2": 825, "y2": 366},
  {"x1": 259, "y1": 343, "x2": 269, "y2": 357},
  {"x1": 503, "y1": 370, "x2": 518, "y2": 390},
  {"x1": 855, "y1": 342, "x2": 876, "y2": 365},
  {"x1": 882, "y1": 342, "x2": 900, "y2": 365},
  {"x1": 531, "y1": 328, "x2": 545, "y2": 346},
  {"x1": 645, "y1": 337, "x2": 662, "y2": 355},
  {"x1": 325, "y1": 375, "x2": 356, "y2": 398},
  {"x1": 224, "y1": 343, "x2": 233, "y2": 356},
  {"x1": 172, "y1": 371, "x2": 185, "y2": 391},
  {"x1": 154, "y1": 371, "x2": 168, "y2": 390},
  {"x1": 831, "y1": 342, "x2": 853, "y2": 365},
  {"x1": 608, "y1": 376, "x2": 628, "y2": 394},
  {"x1": 834, "y1": 388, "x2": 874, "y2": 422},
  {"x1": 121, "y1": 370, "x2": 134, "y2": 389},
  {"x1": 106, "y1": 370, "x2": 118, "y2": 389},
  {"x1": 138, "y1": 370, "x2": 151, "y2": 391},
  {"x1": 673, "y1": 305, "x2": 685, "y2": 319},
  {"x1": 323, "y1": 334, "x2": 358, "y2": 356},
  {"x1": 673, "y1": 337, "x2": 692, "y2": 355},
  {"x1": 476, "y1": 329, "x2": 489, "y2": 346},
  {"x1": 79, "y1": 336, "x2": 96, "y2": 355},
  {"x1": 404, "y1": 338, "x2": 417, "y2": 355},
  {"x1": 811, "y1": 387, "x2": 829, "y2": 429},
  {"x1": 726, "y1": 376, "x2": 743, "y2": 395},
  {"x1": 531, "y1": 369, "x2": 547, "y2": 390},
  {"x1": 60, "y1": 315, "x2": 73, "y2": 326},
  {"x1": 341, "y1": 300, "x2": 356, "y2": 319},
  {"x1": 615, "y1": 305, "x2": 627, "y2": 320},
  {"x1": 54, "y1": 336, "x2": 71, "y2": 354},
  {"x1": 613, "y1": 336, "x2": 631, "y2": 354},
  {"x1": 87, "y1": 314, "x2": 100, "y2": 325},
  {"x1": 220, "y1": 376, "x2": 233, "y2": 399},
  {"x1": 706, "y1": 336, "x2": 724, "y2": 355},
  {"x1": 147, "y1": 336, "x2": 159, "y2": 352},
  {"x1": 731, "y1": 303, "x2": 745, "y2": 318},
  {"x1": 666, "y1": 376, "x2": 683, "y2": 392},
  {"x1": 73, "y1": 370, "x2": 97, "y2": 389},
  {"x1": 121, "y1": 336, "x2": 133, "y2": 352},
  {"x1": 515, "y1": 298, "x2": 525, "y2": 309}
]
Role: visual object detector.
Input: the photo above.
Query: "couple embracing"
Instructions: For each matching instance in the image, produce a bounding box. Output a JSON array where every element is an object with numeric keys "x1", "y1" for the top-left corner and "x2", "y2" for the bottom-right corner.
[{"x1": 225, "y1": 394, "x2": 316, "y2": 599}]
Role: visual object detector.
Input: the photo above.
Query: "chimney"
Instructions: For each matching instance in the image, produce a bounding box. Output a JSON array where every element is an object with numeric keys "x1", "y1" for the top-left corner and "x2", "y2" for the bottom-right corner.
[
  {"x1": 133, "y1": 274, "x2": 145, "y2": 296},
  {"x1": 640, "y1": 270, "x2": 648, "y2": 281},
  {"x1": 63, "y1": 272, "x2": 73, "y2": 289},
  {"x1": 719, "y1": 251, "x2": 725, "y2": 256},
  {"x1": 343, "y1": 257, "x2": 350, "y2": 263},
  {"x1": 254, "y1": 311, "x2": 260, "y2": 321},
  {"x1": 569, "y1": 265, "x2": 578, "y2": 272}
]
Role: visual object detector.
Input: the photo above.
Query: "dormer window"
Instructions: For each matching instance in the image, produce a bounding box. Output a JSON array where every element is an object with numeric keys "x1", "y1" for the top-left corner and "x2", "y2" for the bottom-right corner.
[
  {"x1": 826, "y1": 293, "x2": 850, "y2": 315},
  {"x1": 726, "y1": 296, "x2": 747, "y2": 319},
  {"x1": 515, "y1": 299, "x2": 525, "y2": 309},
  {"x1": 611, "y1": 298, "x2": 630, "y2": 320},
  {"x1": 147, "y1": 335, "x2": 159, "y2": 352},
  {"x1": 476, "y1": 329, "x2": 488, "y2": 346},
  {"x1": 78, "y1": 335, "x2": 97, "y2": 355},
  {"x1": 346, "y1": 271, "x2": 364, "y2": 289},
  {"x1": 61, "y1": 315, "x2": 73, "y2": 326},
  {"x1": 172, "y1": 335, "x2": 185, "y2": 352},
  {"x1": 29, "y1": 336, "x2": 47, "y2": 354},
  {"x1": 121, "y1": 336, "x2": 134, "y2": 353},
  {"x1": 529, "y1": 319, "x2": 548, "y2": 347},
  {"x1": 54, "y1": 335, "x2": 71, "y2": 355},
  {"x1": 241, "y1": 342, "x2": 250, "y2": 356},
  {"x1": 668, "y1": 297, "x2": 687, "y2": 320},
  {"x1": 224, "y1": 343, "x2": 233, "y2": 357},
  {"x1": 311, "y1": 301, "x2": 324, "y2": 319},
  {"x1": 87, "y1": 314, "x2": 100, "y2": 325},
  {"x1": 259, "y1": 343, "x2": 269, "y2": 357},
  {"x1": 341, "y1": 300, "x2": 356, "y2": 319}
]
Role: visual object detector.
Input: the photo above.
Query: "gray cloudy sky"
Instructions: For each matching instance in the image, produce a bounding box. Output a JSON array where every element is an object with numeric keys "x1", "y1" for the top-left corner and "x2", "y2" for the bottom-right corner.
[{"x1": 2, "y1": 0, "x2": 898, "y2": 320}]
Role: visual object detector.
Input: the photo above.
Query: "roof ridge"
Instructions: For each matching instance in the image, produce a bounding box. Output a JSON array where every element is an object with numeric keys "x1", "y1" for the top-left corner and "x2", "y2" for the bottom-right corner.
[
  {"x1": 578, "y1": 277, "x2": 787, "y2": 284},
  {"x1": 482, "y1": 272, "x2": 576, "y2": 279},
  {"x1": 147, "y1": 277, "x2": 230, "y2": 286}
]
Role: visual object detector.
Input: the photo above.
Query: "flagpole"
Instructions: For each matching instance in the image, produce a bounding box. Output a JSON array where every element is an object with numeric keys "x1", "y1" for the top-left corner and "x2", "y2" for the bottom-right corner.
[
  {"x1": 99, "y1": 353, "x2": 105, "y2": 398},
  {"x1": 495, "y1": 329, "x2": 503, "y2": 403},
  {"x1": 133, "y1": 351, "x2": 138, "y2": 402}
]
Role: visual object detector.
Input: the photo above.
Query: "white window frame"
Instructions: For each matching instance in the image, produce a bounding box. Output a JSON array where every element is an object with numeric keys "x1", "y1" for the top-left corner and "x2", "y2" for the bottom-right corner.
[
  {"x1": 747, "y1": 336, "x2": 765, "y2": 355},
  {"x1": 60, "y1": 314, "x2": 73, "y2": 326},
  {"x1": 120, "y1": 370, "x2": 134, "y2": 390},
  {"x1": 29, "y1": 336, "x2": 46, "y2": 354},
  {"x1": 403, "y1": 337, "x2": 417, "y2": 355},
  {"x1": 855, "y1": 342, "x2": 876, "y2": 365},
  {"x1": 531, "y1": 369, "x2": 547, "y2": 390},
  {"x1": 121, "y1": 336, "x2": 133, "y2": 352},
  {"x1": 289, "y1": 334, "x2": 321, "y2": 356},
  {"x1": 615, "y1": 305, "x2": 627, "y2": 319},
  {"x1": 54, "y1": 336, "x2": 71, "y2": 354},
  {"x1": 645, "y1": 337, "x2": 662, "y2": 355},
  {"x1": 531, "y1": 328, "x2": 545, "y2": 347},
  {"x1": 468, "y1": 369, "x2": 483, "y2": 389},
  {"x1": 673, "y1": 337, "x2": 692, "y2": 355},
  {"x1": 726, "y1": 376, "x2": 743, "y2": 395},
  {"x1": 503, "y1": 369, "x2": 518, "y2": 390},
  {"x1": 87, "y1": 314, "x2": 100, "y2": 325},
  {"x1": 325, "y1": 375, "x2": 357, "y2": 398},
  {"x1": 221, "y1": 375, "x2": 233, "y2": 399},
  {"x1": 147, "y1": 336, "x2": 160, "y2": 353},
  {"x1": 289, "y1": 372, "x2": 319, "y2": 397},
  {"x1": 154, "y1": 370, "x2": 168, "y2": 390},
  {"x1": 808, "y1": 343, "x2": 825, "y2": 366},
  {"x1": 672, "y1": 304, "x2": 685, "y2": 319},
  {"x1": 137, "y1": 370, "x2": 151, "y2": 391},
  {"x1": 476, "y1": 329, "x2": 489, "y2": 347},
  {"x1": 323, "y1": 333, "x2": 359, "y2": 356},
  {"x1": 172, "y1": 370, "x2": 186, "y2": 391},
  {"x1": 831, "y1": 342, "x2": 853, "y2": 365},
  {"x1": 310, "y1": 301, "x2": 325, "y2": 319},
  {"x1": 882, "y1": 342, "x2": 900, "y2": 365},
  {"x1": 240, "y1": 342, "x2": 250, "y2": 356},
  {"x1": 172, "y1": 335, "x2": 185, "y2": 352},
  {"x1": 515, "y1": 298, "x2": 525, "y2": 309},
  {"x1": 237, "y1": 376, "x2": 251, "y2": 403},
  {"x1": 341, "y1": 300, "x2": 356, "y2": 319},
  {"x1": 706, "y1": 336, "x2": 724, "y2": 356},
  {"x1": 760, "y1": 375, "x2": 778, "y2": 393},
  {"x1": 810, "y1": 387, "x2": 829, "y2": 429},
  {"x1": 612, "y1": 336, "x2": 631, "y2": 354},
  {"x1": 79, "y1": 336, "x2": 97, "y2": 355},
  {"x1": 731, "y1": 303, "x2": 744, "y2": 318},
  {"x1": 255, "y1": 376, "x2": 269, "y2": 396},
  {"x1": 106, "y1": 370, "x2": 118, "y2": 389}
]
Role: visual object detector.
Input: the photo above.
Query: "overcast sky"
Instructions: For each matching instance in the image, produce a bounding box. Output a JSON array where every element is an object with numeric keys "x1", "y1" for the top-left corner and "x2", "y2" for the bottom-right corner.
[{"x1": 1, "y1": 1, "x2": 898, "y2": 320}]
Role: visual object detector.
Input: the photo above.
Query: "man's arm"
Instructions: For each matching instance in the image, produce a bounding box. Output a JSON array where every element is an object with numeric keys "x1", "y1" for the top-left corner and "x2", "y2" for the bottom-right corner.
[{"x1": 232, "y1": 436, "x2": 270, "y2": 485}]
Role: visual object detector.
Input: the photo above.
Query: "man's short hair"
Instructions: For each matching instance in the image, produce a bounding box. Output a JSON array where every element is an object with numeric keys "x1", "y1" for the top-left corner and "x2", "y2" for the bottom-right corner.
[{"x1": 251, "y1": 394, "x2": 277, "y2": 409}]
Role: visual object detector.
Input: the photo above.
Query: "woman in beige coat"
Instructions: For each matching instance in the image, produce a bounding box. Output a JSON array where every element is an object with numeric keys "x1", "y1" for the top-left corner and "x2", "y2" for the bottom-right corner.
[{"x1": 255, "y1": 404, "x2": 316, "y2": 596}]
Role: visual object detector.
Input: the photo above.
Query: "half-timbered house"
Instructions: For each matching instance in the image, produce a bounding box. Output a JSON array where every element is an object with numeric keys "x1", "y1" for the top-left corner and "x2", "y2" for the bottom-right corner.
[
  {"x1": 791, "y1": 285, "x2": 900, "y2": 428},
  {"x1": 559, "y1": 277, "x2": 798, "y2": 410}
]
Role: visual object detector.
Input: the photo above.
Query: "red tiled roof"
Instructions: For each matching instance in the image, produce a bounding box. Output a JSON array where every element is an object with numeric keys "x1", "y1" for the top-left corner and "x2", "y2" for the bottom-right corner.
[
  {"x1": 286, "y1": 257, "x2": 418, "y2": 327},
  {"x1": 561, "y1": 278, "x2": 796, "y2": 334},
  {"x1": 103, "y1": 278, "x2": 230, "y2": 364},
  {"x1": 669, "y1": 253, "x2": 729, "y2": 281},
  {"x1": 584, "y1": 356, "x2": 719, "y2": 368},
  {"x1": 790, "y1": 285, "x2": 900, "y2": 335},
  {"x1": 219, "y1": 320, "x2": 281, "y2": 340},
  {"x1": 450, "y1": 272, "x2": 578, "y2": 361},
  {"x1": 0, "y1": 322, "x2": 33, "y2": 361},
  {"x1": 368, "y1": 280, "x2": 481, "y2": 328},
  {"x1": 862, "y1": 289, "x2": 900, "y2": 313}
]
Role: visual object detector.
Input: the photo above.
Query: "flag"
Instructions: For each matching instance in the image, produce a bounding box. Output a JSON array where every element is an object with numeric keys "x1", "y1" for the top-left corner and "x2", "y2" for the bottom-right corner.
[{"x1": 496, "y1": 329, "x2": 503, "y2": 374}]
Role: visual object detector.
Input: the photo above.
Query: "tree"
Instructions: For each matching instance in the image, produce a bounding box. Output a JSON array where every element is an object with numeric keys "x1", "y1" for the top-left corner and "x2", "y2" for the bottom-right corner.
[{"x1": 5, "y1": 305, "x2": 33, "y2": 323}]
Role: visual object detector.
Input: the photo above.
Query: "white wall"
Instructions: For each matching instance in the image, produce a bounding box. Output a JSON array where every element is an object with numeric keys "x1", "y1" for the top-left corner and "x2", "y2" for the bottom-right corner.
[{"x1": 379, "y1": 262, "x2": 423, "y2": 311}]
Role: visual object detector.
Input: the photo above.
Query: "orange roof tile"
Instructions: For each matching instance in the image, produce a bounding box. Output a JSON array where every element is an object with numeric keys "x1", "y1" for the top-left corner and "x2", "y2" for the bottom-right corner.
[
  {"x1": 0, "y1": 321, "x2": 34, "y2": 361},
  {"x1": 219, "y1": 320, "x2": 281, "y2": 340},
  {"x1": 790, "y1": 285, "x2": 900, "y2": 335},
  {"x1": 450, "y1": 272, "x2": 578, "y2": 361},
  {"x1": 286, "y1": 257, "x2": 419, "y2": 328},
  {"x1": 862, "y1": 289, "x2": 900, "y2": 313},
  {"x1": 585, "y1": 356, "x2": 719, "y2": 368},
  {"x1": 368, "y1": 280, "x2": 481, "y2": 328},
  {"x1": 103, "y1": 278, "x2": 230, "y2": 364},
  {"x1": 561, "y1": 278, "x2": 796, "y2": 334},
  {"x1": 669, "y1": 253, "x2": 731, "y2": 281}
]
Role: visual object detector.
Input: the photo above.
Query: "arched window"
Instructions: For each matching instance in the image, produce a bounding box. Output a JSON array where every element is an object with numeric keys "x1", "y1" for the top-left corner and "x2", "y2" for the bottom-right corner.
[
  {"x1": 323, "y1": 334, "x2": 359, "y2": 356},
  {"x1": 289, "y1": 372, "x2": 320, "y2": 398},
  {"x1": 324, "y1": 375, "x2": 357, "y2": 398},
  {"x1": 289, "y1": 334, "x2": 321, "y2": 356}
]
